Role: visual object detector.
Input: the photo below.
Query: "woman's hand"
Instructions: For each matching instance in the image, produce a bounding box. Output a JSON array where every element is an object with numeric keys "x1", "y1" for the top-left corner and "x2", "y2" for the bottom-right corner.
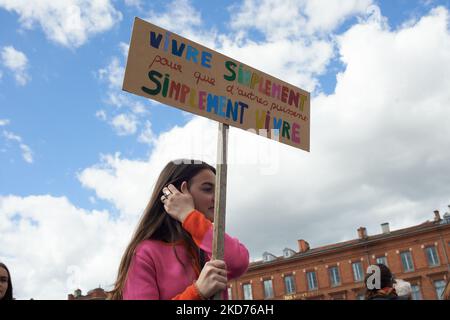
[
  {"x1": 161, "y1": 182, "x2": 195, "y2": 223},
  {"x1": 195, "y1": 260, "x2": 228, "y2": 299}
]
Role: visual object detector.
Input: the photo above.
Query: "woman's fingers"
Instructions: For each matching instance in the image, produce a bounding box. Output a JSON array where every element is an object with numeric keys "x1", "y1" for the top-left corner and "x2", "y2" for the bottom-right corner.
[
  {"x1": 162, "y1": 186, "x2": 171, "y2": 196},
  {"x1": 208, "y1": 260, "x2": 227, "y2": 270},
  {"x1": 167, "y1": 184, "x2": 180, "y2": 194},
  {"x1": 209, "y1": 266, "x2": 228, "y2": 277},
  {"x1": 215, "y1": 275, "x2": 228, "y2": 284}
]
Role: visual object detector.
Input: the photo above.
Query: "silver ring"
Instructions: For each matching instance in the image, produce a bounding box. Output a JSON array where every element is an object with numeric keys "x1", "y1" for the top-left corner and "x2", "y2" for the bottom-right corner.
[{"x1": 163, "y1": 189, "x2": 172, "y2": 197}]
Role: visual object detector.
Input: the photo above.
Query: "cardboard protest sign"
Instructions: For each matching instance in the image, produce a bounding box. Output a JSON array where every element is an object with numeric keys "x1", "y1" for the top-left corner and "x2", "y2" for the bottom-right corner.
[{"x1": 123, "y1": 17, "x2": 310, "y2": 151}]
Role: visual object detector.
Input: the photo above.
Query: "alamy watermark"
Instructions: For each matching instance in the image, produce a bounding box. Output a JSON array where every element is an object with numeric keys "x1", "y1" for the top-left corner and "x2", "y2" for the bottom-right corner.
[
  {"x1": 170, "y1": 128, "x2": 282, "y2": 175},
  {"x1": 365, "y1": 265, "x2": 381, "y2": 290}
]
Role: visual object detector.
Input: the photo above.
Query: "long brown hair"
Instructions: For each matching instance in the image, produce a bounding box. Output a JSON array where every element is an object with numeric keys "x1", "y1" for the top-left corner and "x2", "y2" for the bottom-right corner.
[{"x1": 109, "y1": 159, "x2": 215, "y2": 300}]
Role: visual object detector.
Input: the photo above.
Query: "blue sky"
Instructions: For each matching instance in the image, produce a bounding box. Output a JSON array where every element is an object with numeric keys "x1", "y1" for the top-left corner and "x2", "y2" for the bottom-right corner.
[
  {"x1": 2, "y1": 0, "x2": 448, "y2": 210},
  {"x1": 1, "y1": 0, "x2": 450, "y2": 299}
]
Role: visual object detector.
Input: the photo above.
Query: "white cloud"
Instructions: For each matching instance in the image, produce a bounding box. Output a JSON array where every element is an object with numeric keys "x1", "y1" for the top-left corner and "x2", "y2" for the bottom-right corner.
[
  {"x1": 124, "y1": 0, "x2": 142, "y2": 9},
  {"x1": 144, "y1": 0, "x2": 218, "y2": 48},
  {"x1": 146, "y1": 0, "x2": 201, "y2": 34},
  {"x1": 98, "y1": 57, "x2": 124, "y2": 90},
  {"x1": 3, "y1": 130, "x2": 21, "y2": 142},
  {"x1": 82, "y1": 6, "x2": 450, "y2": 263},
  {"x1": 4, "y1": 3, "x2": 450, "y2": 300},
  {"x1": 78, "y1": 152, "x2": 155, "y2": 217},
  {"x1": 111, "y1": 113, "x2": 137, "y2": 136},
  {"x1": 95, "y1": 110, "x2": 107, "y2": 121},
  {"x1": 3, "y1": 130, "x2": 34, "y2": 163},
  {"x1": 138, "y1": 120, "x2": 155, "y2": 145},
  {"x1": 0, "y1": 195, "x2": 134, "y2": 299},
  {"x1": 218, "y1": 36, "x2": 333, "y2": 93},
  {"x1": 19, "y1": 144, "x2": 33, "y2": 164},
  {"x1": 230, "y1": 0, "x2": 373, "y2": 40},
  {"x1": 1, "y1": 46, "x2": 30, "y2": 86},
  {"x1": 119, "y1": 42, "x2": 129, "y2": 59},
  {"x1": 143, "y1": 0, "x2": 373, "y2": 93},
  {"x1": 0, "y1": 119, "x2": 10, "y2": 126},
  {"x1": 0, "y1": 0, "x2": 122, "y2": 48},
  {"x1": 130, "y1": 102, "x2": 147, "y2": 115},
  {"x1": 219, "y1": 0, "x2": 377, "y2": 92},
  {"x1": 97, "y1": 55, "x2": 152, "y2": 140}
]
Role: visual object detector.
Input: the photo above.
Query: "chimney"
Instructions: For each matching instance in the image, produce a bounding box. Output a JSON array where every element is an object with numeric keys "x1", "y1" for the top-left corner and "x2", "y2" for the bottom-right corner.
[
  {"x1": 297, "y1": 239, "x2": 310, "y2": 253},
  {"x1": 434, "y1": 210, "x2": 441, "y2": 222},
  {"x1": 357, "y1": 227, "x2": 368, "y2": 239},
  {"x1": 381, "y1": 222, "x2": 390, "y2": 234}
]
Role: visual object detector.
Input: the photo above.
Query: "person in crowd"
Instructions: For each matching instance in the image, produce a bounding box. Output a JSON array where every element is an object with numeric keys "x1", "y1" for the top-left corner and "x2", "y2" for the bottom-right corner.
[
  {"x1": 364, "y1": 263, "x2": 406, "y2": 300},
  {"x1": 110, "y1": 159, "x2": 249, "y2": 300},
  {"x1": 0, "y1": 262, "x2": 13, "y2": 300},
  {"x1": 393, "y1": 278, "x2": 412, "y2": 300}
]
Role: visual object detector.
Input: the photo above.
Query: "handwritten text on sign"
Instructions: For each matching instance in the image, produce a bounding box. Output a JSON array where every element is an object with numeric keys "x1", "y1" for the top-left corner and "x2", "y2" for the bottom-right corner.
[{"x1": 123, "y1": 18, "x2": 310, "y2": 151}]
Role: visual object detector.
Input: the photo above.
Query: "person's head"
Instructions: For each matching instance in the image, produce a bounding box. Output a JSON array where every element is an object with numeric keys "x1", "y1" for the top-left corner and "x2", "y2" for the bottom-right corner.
[
  {"x1": 364, "y1": 263, "x2": 394, "y2": 298},
  {"x1": 110, "y1": 159, "x2": 216, "y2": 299},
  {"x1": 393, "y1": 279, "x2": 412, "y2": 299},
  {"x1": 0, "y1": 262, "x2": 13, "y2": 300}
]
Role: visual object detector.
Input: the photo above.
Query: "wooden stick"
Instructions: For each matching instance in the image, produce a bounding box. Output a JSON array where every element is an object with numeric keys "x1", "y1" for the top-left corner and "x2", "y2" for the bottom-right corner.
[{"x1": 212, "y1": 122, "x2": 229, "y2": 300}]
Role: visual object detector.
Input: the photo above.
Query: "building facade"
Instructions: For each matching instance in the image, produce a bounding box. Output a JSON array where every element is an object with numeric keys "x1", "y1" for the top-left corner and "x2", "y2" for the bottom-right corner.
[
  {"x1": 228, "y1": 210, "x2": 450, "y2": 300},
  {"x1": 68, "y1": 288, "x2": 108, "y2": 300}
]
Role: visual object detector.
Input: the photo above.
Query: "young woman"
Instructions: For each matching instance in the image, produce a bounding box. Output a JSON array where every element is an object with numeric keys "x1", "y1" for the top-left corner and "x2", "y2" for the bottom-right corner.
[
  {"x1": 110, "y1": 159, "x2": 249, "y2": 300},
  {"x1": 0, "y1": 262, "x2": 13, "y2": 300}
]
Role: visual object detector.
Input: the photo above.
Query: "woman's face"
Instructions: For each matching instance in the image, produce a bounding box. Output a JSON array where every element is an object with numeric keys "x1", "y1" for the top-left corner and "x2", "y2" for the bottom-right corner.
[
  {"x1": 188, "y1": 169, "x2": 215, "y2": 221},
  {"x1": 0, "y1": 267, "x2": 8, "y2": 300}
]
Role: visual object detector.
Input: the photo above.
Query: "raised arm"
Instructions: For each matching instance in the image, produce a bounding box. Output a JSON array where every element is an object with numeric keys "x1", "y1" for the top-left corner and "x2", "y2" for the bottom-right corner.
[{"x1": 182, "y1": 210, "x2": 250, "y2": 279}]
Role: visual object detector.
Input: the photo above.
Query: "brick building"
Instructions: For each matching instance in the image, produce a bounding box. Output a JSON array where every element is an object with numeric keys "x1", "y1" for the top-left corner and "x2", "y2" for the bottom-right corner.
[
  {"x1": 68, "y1": 288, "x2": 108, "y2": 300},
  {"x1": 227, "y1": 209, "x2": 450, "y2": 300}
]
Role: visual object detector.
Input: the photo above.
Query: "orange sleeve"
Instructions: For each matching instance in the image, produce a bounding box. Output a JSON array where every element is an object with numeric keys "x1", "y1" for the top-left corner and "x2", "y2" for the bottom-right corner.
[
  {"x1": 171, "y1": 283, "x2": 204, "y2": 300},
  {"x1": 182, "y1": 210, "x2": 212, "y2": 247}
]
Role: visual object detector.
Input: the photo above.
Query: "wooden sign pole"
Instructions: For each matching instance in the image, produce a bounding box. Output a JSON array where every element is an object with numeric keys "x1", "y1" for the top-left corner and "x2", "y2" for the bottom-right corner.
[{"x1": 212, "y1": 122, "x2": 229, "y2": 300}]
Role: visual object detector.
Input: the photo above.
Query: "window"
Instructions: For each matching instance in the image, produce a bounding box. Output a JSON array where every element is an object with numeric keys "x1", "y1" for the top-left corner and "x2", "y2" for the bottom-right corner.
[
  {"x1": 284, "y1": 275, "x2": 296, "y2": 295},
  {"x1": 329, "y1": 266, "x2": 341, "y2": 287},
  {"x1": 434, "y1": 280, "x2": 446, "y2": 300},
  {"x1": 400, "y1": 251, "x2": 414, "y2": 272},
  {"x1": 352, "y1": 262, "x2": 364, "y2": 282},
  {"x1": 307, "y1": 271, "x2": 318, "y2": 290},
  {"x1": 227, "y1": 287, "x2": 232, "y2": 300},
  {"x1": 263, "y1": 252, "x2": 276, "y2": 262},
  {"x1": 425, "y1": 246, "x2": 440, "y2": 266},
  {"x1": 243, "y1": 283, "x2": 253, "y2": 300},
  {"x1": 263, "y1": 279, "x2": 274, "y2": 299},
  {"x1": 376, "y1": 256, "x2": 388, "y2": 267},
  {"x1": 411, "y1": 284, "x2": 422, "y2": 300}
]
